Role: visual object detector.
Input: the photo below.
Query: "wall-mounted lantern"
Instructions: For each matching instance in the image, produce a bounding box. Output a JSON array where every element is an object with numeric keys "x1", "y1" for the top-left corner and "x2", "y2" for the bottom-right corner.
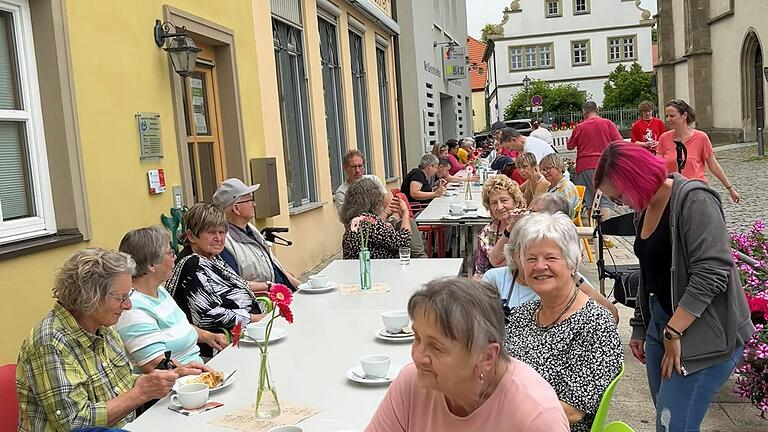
[{"x1": 154, "y1": 20, "x2": 201, "y2": 78}]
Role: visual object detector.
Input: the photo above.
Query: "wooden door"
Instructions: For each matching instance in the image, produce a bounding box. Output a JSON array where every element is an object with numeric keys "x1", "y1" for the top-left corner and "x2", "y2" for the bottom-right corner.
[{"x1": 182, "y1": 42, "x2": 225, "y2": 203}]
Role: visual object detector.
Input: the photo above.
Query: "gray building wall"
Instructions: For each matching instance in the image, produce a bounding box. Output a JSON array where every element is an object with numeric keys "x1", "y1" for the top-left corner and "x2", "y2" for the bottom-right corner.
[{"x1": 396, "y1": 0, "x2": 472, "y2": 169}]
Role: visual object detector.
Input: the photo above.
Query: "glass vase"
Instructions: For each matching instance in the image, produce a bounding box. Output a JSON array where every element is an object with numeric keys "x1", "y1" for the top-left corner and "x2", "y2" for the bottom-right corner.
[
  {"x1": 359, "y1": 248, "x2": 372, "y2": 290},
  {"x1": 464, "y1": 179, "x2": 472, "y2": 200},
  {"x1": 255, "y1": 352, "x2": 281, "y2": 419}
]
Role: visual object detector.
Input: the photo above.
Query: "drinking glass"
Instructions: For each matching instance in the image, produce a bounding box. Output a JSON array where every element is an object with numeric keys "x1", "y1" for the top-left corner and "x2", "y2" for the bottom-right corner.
[{"x1": 399, "y1": 247, "x2": 411, "y2": 266}]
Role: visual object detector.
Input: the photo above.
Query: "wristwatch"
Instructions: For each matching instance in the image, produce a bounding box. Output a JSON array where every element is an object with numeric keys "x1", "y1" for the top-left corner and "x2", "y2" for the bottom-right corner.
[
  {"x1": 663, "y1": 327, "x2": 681, "y2": 341},
  {"x1": 265, "y1": 281, "x2": 273, "y2": 289}
]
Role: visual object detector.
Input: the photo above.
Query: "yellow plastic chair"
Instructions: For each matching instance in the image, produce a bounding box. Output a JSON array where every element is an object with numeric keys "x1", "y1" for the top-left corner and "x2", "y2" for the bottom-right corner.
[
  {"x1": 603, "y1": 421, "x2": 636, "y2": 432},
  {"x1": 590, "y1": 363, "x2": 625, "y2": 431},
  {"x1": 573, "y1": 185, "x2": 594, "y2": 263}
]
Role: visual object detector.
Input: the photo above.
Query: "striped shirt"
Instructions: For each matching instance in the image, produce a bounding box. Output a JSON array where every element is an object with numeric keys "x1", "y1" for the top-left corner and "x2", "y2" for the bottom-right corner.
[
  {"x1": 16, "y1": 303, "x2": 139, "y2": 431},
  {"x1": 548, "y1": 176, "x2": 580, "y2": 218},
  {"x1": 115, "y1": 287, "x2": 202, "y2": 368}
]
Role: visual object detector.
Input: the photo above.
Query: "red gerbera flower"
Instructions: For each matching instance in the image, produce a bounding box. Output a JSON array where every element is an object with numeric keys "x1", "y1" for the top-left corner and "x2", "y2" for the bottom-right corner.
[
  {"x1": 231, "y1": 321, "x2": 242, "y2": 348},
  {"x1": 269, "y1": 283, "x2": 293, "y2": 306},
  {"x1": 278, "y1": 302, "x2": 294, "y2": 324}
]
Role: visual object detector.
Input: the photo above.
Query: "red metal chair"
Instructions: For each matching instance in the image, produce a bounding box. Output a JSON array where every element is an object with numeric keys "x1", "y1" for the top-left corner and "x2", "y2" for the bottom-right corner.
[
  {"x1": 396, "y1": 192, "x2": 446, "y2": 257},
  {"x1": 0, "y1": 364, "x2": 18, "y2": 432}
]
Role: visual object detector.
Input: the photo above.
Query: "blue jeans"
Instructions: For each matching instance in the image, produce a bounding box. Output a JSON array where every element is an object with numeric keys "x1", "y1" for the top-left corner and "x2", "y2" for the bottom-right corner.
[{"x1": 645, "y1": 295, "x2": 743, "y2": 432}]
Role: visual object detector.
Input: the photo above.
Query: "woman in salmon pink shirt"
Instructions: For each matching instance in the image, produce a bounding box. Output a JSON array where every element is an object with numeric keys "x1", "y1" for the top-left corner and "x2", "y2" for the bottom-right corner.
[
  {"x1": 365, "y1": 278, "x2": 569, "y2": 432},
  {"x1": 656, "y1": 99, "x2": 740, "y2": 202}
]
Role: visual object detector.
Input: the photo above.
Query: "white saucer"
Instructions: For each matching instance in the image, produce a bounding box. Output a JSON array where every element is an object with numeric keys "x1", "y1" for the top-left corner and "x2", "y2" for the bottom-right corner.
[
  {"x1": 441, "y1": 214, "x2": 463, "y2": 220},
  {"x1": 241, "y1": 327, "x2": 288, "y2": 344},
  {"x1": 297, "y1": 281, "x2": 337, "y2": 293},
  {"x1": 443, "y1": 191, "x2": 458, "y2": 197},
  {"x1": 173, "y1": 372, "x2": 235, "y2": 392},
  {"x1": 346, "y1": 364, "x2": 401, "y2": 385},
  {"x1": 374, "y1": 327, "x2": 415, "y2": 342}
]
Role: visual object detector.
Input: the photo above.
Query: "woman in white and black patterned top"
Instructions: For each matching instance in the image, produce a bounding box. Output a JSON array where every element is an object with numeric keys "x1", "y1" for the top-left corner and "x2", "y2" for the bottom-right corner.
[
  {"x1": 503, "y1": 212, "x2": 622, "y2": 432},
  {"x1": 166, "y1": 203, "x2": 265, "y2": 357}
]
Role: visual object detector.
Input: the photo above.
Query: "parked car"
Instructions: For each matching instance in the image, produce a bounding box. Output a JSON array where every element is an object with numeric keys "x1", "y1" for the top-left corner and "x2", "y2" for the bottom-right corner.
[{"x1": 473, "y1": 118, "x2": 535, "y2": 148}]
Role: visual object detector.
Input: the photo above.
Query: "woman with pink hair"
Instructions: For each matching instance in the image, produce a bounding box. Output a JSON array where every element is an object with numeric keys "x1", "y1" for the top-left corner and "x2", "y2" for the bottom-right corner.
[{"x1": 594, "y1": 141, "x2": 753, "y2": 431}]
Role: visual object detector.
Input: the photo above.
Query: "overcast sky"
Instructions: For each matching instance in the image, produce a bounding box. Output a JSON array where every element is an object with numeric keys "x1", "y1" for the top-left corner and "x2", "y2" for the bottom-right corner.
[{"x1": 465, "y1": 0, "x2": 657, "y2": 39}]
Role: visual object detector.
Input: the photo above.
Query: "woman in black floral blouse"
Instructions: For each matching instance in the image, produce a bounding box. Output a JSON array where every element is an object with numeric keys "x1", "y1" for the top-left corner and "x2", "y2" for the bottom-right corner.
[
  {"x1": 339, "y1": 178, "x2": 411, "y2": 259},
  {"x1": 504, "y1": 212, "x2": 622, "y2": 432}
]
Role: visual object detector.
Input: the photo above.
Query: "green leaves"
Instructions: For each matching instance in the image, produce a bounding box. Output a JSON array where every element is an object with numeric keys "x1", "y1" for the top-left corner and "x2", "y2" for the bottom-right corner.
[
  {"x1": 602, "y1": 62, "x2": 657, "y2": 110},
  {"x1": 503, "y1": 80, "x2": 589, "y2": 120}
]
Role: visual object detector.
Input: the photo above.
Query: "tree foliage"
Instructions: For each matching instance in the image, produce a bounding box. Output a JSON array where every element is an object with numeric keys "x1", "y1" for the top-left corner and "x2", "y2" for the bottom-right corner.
[
  {"x1": 602, "y1": 62, "x2": 657, "y2": 110},
  {"x1": 480, "y1": 24, "x2": 496, "y2": 43},
  {"x1": 503, "y1": 80, "x2": 589, "y2": 120}
]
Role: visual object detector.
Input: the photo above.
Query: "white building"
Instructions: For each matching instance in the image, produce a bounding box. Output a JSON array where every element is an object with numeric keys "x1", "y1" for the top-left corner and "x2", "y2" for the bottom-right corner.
[
  {"x1": 396, "y1": 0, "x2": 472, "y2": 168},
  {"x1": 484, "y1": 0, "x2": 654, "y2": 121}
]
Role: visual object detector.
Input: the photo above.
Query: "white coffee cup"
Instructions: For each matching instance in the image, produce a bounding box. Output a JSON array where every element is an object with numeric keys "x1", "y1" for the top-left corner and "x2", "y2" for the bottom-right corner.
[
  {"x1": 267, "y1": 426, "x2": 304, "y2": 432},
  {"x1": 449, "y1": 203, "x2": 463, "y2": 214},
  {"x1": 308, "y1": 274, "x2": 328, "y2": 288},
  {"x1": 361, "y1": 354, "x2": 391, "y2": 378},
  {"x1": 246, "y1": 321, "x2": 269, "y2": 340},
  {"x1": 171, "y1": 383, "x2": 209, "y2": 410},
  {"x1": 464, "y1": 200, "x2": 478, "y2": 210},
  {"x1": 381, "y1": 310, "x2": 410, "y2": 334}
]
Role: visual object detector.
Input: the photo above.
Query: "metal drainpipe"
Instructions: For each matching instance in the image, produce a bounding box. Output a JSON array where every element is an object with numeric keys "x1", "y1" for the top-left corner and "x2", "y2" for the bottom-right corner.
[
  {"x1": 759, "y1": 127, "x2": 765, "y2": 157},
  {"x1": 392, "y1": 0, "x2": 408, "y2": 175}
]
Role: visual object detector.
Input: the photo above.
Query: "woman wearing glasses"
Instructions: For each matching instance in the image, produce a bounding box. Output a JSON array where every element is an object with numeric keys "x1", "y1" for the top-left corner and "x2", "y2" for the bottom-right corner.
[
  {"x1": 595, "y1": 142, "x2": 753, "y2": 431},
  {"x1": 116, "y1": 226, "x2": 228, "y2": 371},
  {"x1": 16, "y1": 248, "x2": 201, "y2": 431},
  {"x1": 539, "y1": 153, "x2": 580, "y2": 218},
  {"x1": 656, "y1": 99, "x2": 740, "y2": 202},
  {"x1": 166, "y1": 203, "x2": 266, "y2": 358}
]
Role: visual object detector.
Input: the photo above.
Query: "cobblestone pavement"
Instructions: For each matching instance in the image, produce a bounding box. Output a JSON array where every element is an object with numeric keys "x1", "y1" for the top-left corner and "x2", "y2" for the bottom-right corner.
[{"x1": 706, "y1": 144, "x2": 768, "y2": 232}]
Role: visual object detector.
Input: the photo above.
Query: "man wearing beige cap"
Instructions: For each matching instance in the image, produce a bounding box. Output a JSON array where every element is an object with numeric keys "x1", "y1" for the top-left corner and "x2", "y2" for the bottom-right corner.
[{"x1": 213, "y1": 178, "x2": 300, "y2": 292}]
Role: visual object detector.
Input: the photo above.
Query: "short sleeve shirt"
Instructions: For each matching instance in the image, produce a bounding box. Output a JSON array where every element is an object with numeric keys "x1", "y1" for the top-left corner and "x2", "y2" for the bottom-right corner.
[
  {"x1": 657, "y1": 129, "x2": 713, "y2": 181},
  {"x1": 401, "y1": 168, "x2": 433, "y2": 203}
]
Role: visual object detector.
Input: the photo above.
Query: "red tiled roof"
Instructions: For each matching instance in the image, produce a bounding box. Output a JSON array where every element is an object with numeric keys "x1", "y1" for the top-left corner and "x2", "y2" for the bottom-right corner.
[{"x1": 467, "y1": 36, "x2": 488, "y2": 92}]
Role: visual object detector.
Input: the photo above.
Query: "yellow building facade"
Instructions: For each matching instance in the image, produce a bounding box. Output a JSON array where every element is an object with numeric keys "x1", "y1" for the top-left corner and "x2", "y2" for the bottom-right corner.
[{"x1": 0, "y1": 0, "x2": 401, "y2": 364}]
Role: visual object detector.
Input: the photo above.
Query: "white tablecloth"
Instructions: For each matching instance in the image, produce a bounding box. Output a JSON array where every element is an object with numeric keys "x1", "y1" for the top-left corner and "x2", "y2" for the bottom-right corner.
[{"x1": 125, "y1": 258, "x2": 463, "y2": 432}]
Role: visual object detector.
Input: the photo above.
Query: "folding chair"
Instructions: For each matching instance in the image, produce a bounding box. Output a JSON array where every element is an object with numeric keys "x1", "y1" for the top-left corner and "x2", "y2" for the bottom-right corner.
[
  {"x1": 590, "y1": 363, "x2": 625, "y2": 432},
  {"x1": 573, "y1": 185, "x2": 594, "y2": 263},
  {"x1": 396, "y1": 192, "x2": 446, "y2": 258}
]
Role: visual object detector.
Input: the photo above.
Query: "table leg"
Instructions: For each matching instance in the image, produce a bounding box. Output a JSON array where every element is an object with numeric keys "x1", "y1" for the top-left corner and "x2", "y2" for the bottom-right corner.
[
  {"x1": 458, "y1": 224, "x2": 466, "y2": 274},
  {"x1": 465, "y1": 225, "x2": 475, "y2": 278}
]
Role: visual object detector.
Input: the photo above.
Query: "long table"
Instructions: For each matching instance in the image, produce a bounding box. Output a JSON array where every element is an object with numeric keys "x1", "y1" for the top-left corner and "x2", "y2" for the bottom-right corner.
[
  {"x1": 125, "y1": 258, "x2": 463, "y2": 432},
  {"x1": 415, "y1": 183, "x2": 490, "y2": 276}
]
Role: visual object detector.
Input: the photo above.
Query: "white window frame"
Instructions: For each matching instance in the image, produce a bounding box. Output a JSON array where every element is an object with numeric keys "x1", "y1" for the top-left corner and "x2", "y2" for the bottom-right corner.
[
  {"x1": 509, "y1": 43, "x2": 554, "y2": 71},
  {"x1": 545, "y1": 0, "x2": 562, "y2": 18},
  {"x1": 607, "y1": 35, "x2": 637, "y2": 62},
  {"x1": 573, "y1": 0, "x2": 590, "y2": 15},
  {"x1": 0, "y1": 0, "x2": 55, "y2": 244},
  {"x1": 571, "y1": 40, "x2": 590, "y2": 66}
]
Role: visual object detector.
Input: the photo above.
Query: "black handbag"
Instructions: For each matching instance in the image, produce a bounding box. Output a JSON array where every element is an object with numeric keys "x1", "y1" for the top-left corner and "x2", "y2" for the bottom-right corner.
[{"x1": 613, "y1": 270, "x2": 640, "y2": 309}]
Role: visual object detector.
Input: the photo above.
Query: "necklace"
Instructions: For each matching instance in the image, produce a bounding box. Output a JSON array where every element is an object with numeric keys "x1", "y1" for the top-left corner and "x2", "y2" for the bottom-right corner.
[{"x1": 534, "y1": 287, "x2": 578, "y2": 330}]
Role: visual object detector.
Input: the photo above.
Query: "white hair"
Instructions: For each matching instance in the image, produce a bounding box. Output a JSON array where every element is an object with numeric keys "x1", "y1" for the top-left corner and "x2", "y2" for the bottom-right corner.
[{"x1": 513, "y1": 212, "x2": 581, "y2": 273}]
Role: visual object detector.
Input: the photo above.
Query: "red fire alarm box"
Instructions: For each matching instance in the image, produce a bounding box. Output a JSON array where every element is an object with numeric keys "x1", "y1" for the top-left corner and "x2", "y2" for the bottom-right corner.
[{"x1": 148, "y1": 169, "x2": 166, "y2": 194}]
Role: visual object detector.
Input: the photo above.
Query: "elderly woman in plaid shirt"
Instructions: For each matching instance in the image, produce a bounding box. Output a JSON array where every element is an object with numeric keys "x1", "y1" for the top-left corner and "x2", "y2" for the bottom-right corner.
[{"x1": 16, "y1": 248, "x2": 208, "y2": 431}]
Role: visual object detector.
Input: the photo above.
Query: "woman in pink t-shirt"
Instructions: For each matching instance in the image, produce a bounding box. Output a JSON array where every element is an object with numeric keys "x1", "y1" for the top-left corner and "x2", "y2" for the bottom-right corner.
[
  {"x1": 365, "y1": 278, "x2": 569, "y2": 432},
  {"x1": 656, "y1": 99, "x2": 740, "y2": 202}
]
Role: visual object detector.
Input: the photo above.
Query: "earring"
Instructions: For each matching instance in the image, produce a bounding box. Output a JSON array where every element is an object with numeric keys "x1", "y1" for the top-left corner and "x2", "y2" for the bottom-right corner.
[{"x1": 479, "y1": 373, "x2": 484, "y2": 383}]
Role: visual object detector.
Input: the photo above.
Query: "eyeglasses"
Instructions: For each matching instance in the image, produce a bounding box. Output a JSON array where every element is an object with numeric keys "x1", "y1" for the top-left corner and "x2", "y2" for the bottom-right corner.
[
  {"x1": 164, "y1": 249, "x2": 175, "y2": 258},
  {"x1": 109, "y1": 288, "x2": 135, "y2": 306},
  {"x1": 607, "y1": 196, "x2": 624, "y2": 206},
  {"x1": 540, "y1": 165, "x2": 556, "y2": 173},
  {"x1": 235, "y1": 197, "x2": 255, "y2": 206}
]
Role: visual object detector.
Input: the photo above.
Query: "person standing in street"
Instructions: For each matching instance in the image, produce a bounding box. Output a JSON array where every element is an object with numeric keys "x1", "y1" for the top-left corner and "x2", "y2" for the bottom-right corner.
[
  {"x1": 630, "y1": 100, "x2": 666, "y2": 154},
  {"x1": 656, "y1": 99, "x2": 740, "y2": 203},
  {"x1": 500, "y1": 127, "x2": 554, "y2": 165},
  {"x1": 566, "y1": 101, "x2": 623, "y2": 216},
  {"x1": 529, "y1": 119, "x2": 553, "y2": 147}
]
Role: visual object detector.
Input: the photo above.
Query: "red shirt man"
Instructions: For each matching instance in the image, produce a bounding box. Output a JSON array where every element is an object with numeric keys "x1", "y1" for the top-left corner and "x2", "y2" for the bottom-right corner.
[
  {"x1": 566, "y1": 106, "x2": 623, "y2": 174},
  {"x1": 630, "y1": 101, "x2": 666, "y2": 153}
]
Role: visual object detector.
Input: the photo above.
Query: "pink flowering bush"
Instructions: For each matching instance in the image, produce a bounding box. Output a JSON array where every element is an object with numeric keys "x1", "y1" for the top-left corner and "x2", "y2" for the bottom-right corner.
[{"x1": 731, "y1": 220, "x2": 768, "y2": 418}]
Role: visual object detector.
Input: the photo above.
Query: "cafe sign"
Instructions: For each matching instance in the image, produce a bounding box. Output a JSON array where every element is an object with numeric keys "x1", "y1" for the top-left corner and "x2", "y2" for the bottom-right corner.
[{"x1": 442, "y1": 45, "x2": 467, "y2": 81}]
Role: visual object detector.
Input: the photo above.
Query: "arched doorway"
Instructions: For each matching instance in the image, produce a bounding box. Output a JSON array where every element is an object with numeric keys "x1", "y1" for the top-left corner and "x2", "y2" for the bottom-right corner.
[{"x1": 741, "y1": 30, "x2": 765, "y2": 142}]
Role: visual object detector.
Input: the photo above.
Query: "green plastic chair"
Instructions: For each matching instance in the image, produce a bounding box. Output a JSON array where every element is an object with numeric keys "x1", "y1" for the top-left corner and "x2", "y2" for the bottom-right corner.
[
  {"x1": 604, "y1": 421, "x2": 636, "y2": 432},
  {"x1": 590, "y1": 362, "x2": 625, "y2": 432}
]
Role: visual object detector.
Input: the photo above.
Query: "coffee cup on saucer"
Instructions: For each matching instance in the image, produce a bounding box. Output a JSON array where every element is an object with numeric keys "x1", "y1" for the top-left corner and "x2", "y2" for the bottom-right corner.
[
  {"x1": 464, "y1": 200, "x2": 478, "y2": 211},
  {"x1": 449, "y1": 203, "x2": 463, "y2": 215},
  {"x1": 267, "y1": 426, "x2": 304, "y2": 432},
  {"x1": 308, "y1": 274, "x2": 328, "y2": 288},
  {"x1": 171, "y1": 383, "x2": 209, "y2": 410},
  {"x1": 245, "y1": 321, "x2": 269, "y2": 340},
  {"x1": 361, "y1": 354, "x2": 391, "y2": 378},
  {"x1": 381, "y1": 310, "x2": 410, "y2": 334}
]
